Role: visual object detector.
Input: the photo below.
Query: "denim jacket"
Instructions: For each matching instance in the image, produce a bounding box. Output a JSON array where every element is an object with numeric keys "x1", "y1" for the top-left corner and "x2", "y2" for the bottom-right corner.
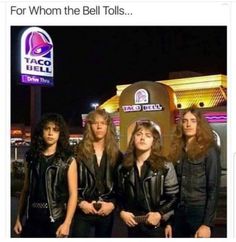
[{"x1": 175, "y1": 145, "x2": 221, "y2": 227}]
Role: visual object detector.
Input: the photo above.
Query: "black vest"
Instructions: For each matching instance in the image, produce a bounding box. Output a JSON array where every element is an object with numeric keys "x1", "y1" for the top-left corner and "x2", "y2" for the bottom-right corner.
[{"x1": 26, "y1": 153, "x2": 73, "y2": 222}]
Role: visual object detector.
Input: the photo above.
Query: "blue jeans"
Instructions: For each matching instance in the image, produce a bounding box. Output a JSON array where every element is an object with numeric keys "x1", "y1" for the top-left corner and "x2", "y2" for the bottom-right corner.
[{"x1": 173, "y1": 205, "x2": 205, "y2": 237}]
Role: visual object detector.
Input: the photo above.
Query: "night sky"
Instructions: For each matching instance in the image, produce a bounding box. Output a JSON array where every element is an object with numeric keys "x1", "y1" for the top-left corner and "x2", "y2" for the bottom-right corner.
[{"x1": 11, "y1": 26, "x2": 226, "y2": 127}]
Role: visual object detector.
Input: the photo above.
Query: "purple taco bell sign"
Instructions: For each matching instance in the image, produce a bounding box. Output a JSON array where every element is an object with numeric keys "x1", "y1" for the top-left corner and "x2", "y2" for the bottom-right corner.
[{"x1": 20, "y1": 27, "x2": 54, "y2": 86}]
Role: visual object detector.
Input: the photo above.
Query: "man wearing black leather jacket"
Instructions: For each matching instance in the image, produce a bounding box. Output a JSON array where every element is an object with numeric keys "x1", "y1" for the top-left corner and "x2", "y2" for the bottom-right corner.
[
  {"x1": 13, "y1": 113, "x2": 78, "y2": 238},
  {"x1": 166, "y1": 106, "x2": 221, "y2": 238},
  {"x1": 72, "y1": 109, "x2": 122, "y2": 237},
  {"x1": 117, "y1": 121, "x2": 179, "y2": 237}
]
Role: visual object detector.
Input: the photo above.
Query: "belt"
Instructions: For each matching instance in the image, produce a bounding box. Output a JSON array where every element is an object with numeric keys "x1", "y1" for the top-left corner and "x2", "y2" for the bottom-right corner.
[
  {"x1": 134, "y1": 215, "x2": 160, "y2": 228},
  {"x1": 31, "y1": 202, "x2": 48, "y2": 209}
]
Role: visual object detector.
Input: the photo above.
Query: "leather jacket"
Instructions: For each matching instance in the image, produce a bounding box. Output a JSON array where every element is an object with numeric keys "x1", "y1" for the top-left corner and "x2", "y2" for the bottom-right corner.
[
  {"x1": 175, "y1": 145, "x2": 221, "y2": 227},
  {"x1": 117, "y1": 161, "x2": 179, "y2": 216},
  {"x1": 78, "y1": 155, "x2": 118, "y2": 203},
  {"x1": 26, "y1": 154, "x2": 73, "y2": 222}
]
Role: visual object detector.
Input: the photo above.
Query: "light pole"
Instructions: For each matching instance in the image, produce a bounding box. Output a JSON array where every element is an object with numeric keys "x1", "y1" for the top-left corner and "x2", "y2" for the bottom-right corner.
[{"x1": 91, "y1": 103, "x2": 99, "y2": 110}]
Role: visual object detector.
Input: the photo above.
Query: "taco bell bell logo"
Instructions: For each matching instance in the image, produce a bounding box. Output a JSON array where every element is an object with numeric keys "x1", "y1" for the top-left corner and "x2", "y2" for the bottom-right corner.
[{"x1": 20, "y1": 27, "x2": 54, "y2": 86}]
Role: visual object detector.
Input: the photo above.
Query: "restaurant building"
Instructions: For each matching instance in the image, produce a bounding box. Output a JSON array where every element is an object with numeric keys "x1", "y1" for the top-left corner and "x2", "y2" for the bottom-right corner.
[{"x1": 97, "y1": 74, "x2": 227, "y2": 173}]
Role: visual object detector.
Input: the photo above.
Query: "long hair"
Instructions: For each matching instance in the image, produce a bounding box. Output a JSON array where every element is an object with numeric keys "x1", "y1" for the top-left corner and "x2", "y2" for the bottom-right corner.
[
  {"x1": 169, "y1": 106, "x2": 216, "y2": 163},
  {"x1": 27, "y1": 113, "x2": 71, "y2": 160},
  {"x1": 75, "y1": 109, "x2": 119, "y2": 166},
  {"x1": 123, "y1": 121, "x2": 166, "y2": 171}
]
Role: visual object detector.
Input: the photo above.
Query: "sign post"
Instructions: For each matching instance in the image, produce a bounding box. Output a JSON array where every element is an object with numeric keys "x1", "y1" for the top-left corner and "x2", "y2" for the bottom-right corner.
[{"x1": 20, "y1": 27, "x2": 53, "y2": 132}]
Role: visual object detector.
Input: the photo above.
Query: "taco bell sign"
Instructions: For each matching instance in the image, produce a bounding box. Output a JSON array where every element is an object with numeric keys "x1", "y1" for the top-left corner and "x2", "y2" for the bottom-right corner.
[{"x1": 20, "y1": 27, "x2": 54, "y2": 86}]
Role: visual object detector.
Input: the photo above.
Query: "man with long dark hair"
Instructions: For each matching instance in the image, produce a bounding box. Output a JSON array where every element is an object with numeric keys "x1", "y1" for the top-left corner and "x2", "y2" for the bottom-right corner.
[
  {"x1": 166, "y1": 106, "x2": 221, "y2": 238},
  {"x1": 72, "y1": 109, "x2": 122, "y2": 237},
  {"x1": 13, "y1": 113, "x2": 77, "y2": 237}
]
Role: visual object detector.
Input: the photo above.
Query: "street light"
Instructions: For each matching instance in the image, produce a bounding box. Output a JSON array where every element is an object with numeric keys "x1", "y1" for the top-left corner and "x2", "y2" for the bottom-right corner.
[{"x1": 91, "y1": 103, "x2": 99, "y2": 110}]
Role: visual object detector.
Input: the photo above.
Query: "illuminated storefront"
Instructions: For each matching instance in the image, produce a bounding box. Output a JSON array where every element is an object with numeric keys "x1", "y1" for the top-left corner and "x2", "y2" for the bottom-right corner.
[{"x1": 98, "y1": 74, "x2": 227, "y2": 171}]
